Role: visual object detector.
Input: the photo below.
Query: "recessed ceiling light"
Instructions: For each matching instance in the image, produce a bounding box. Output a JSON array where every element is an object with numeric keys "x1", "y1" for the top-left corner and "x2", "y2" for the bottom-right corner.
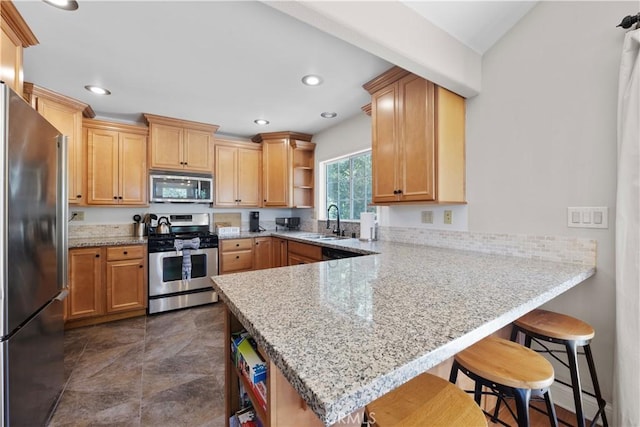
[
  {"x1": 84, "y1": 85, "x2": 111, "y2": 95},
  {"x1": 254, "y1": 119, "x2": 270, "y2": 126},
  {"x1": 302, "y1": 75, "x2": 323, "y2": 86},
  {"x1": 43, "y1": 0, "x2": 79, "y2": 11},
  {"x1": 321, "y1": 112, "x2": 337, "y2": 119}
]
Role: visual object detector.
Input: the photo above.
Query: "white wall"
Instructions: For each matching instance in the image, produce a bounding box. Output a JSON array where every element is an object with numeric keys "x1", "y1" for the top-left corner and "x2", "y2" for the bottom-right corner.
[
  {"x1": 312, "y1": 112, "x2": 373, "y2": 220},
  {"x1": 311, "y1": 0, "x2": 629, "y2": 408},
  {"x1": 70, "y1": 204, "x2": 297, "y2": 230},
  {"x1": 465, "y1": 1, "x2": 632, "y2": 404}
]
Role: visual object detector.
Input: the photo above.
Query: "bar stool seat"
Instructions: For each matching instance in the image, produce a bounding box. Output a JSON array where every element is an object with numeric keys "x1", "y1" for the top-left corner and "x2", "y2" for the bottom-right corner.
[
  {"x1": 450, "y1": 336, "x2": 558, "y2": 427},
  {"x1": 511, "y1": 309, "x2": 608, "y2": 427},
  {"x1": 365, "y1": 372, "x2": 487, "y2": 427}
]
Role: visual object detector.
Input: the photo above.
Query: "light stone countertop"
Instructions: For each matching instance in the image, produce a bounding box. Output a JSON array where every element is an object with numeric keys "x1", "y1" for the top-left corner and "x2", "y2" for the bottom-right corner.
[
  {"x1": 68, "y1": 236, "x2": 147, "y2": 248},
  {"x1": 210, "y1": 238, "x2": 595, "y2": 426}
]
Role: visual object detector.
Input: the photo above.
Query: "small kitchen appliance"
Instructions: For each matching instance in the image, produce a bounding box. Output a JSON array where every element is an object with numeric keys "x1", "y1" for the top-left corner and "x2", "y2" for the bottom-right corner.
[
  {"x1": 275, "y1": 217, "x2": 300, "y2": 230},
  {"x1": 249, "y1": 211, "x2": 260, "y2": 232},
  {"x1": 147, "y1": 213, "x2": 219, "y2": 314},
  {"x1": 149, "y1": 172, "x2": 213, "y2": 203}
]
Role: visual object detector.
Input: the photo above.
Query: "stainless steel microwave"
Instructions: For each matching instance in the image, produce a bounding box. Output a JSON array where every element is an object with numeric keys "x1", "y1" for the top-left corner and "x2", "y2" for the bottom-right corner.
[{"x1": 149, "y1": 173, "x2": 213, "y2": 203}]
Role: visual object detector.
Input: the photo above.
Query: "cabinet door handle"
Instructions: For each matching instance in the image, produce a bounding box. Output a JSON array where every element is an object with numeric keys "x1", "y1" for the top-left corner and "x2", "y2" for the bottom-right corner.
[
  {"x1": 235, "y1": 244, "x2": 240, "y2": 247},
  {"x1": 95, "y1": 254, "x2": 100, "y2": 258},
  {"x1": 118, "y1": 196, "x2": 123, "y2": 199},
  {"x1": 139, "y1": 265, "x2": 143, "y2": 269},
  {"x1": 235, "y1": 255, "x2": 240, "y2": 259},
  {"x1": 398, "y1": 189, "x2": 403, "y2": 194},
  {"x1": 76, "y1": 194, "x2": 82, "y2": 198},
  {"x1": 123, "y1": 251, "x2": 128, "y2": 255},
  {"x1": 113, "y1": 196, "x2": 118, "y2": 199}
]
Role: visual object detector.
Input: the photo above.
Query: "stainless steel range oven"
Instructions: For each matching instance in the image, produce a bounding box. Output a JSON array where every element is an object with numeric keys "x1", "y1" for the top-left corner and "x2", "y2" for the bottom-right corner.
[{"x1": 147, "y1": 213, "x2": 219, "y2": 314}]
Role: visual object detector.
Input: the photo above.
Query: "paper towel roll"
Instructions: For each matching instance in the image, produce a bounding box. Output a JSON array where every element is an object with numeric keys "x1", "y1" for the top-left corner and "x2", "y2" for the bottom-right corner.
[{"x1": 360, "y1": 212, "x2": 376, "y2": 240}]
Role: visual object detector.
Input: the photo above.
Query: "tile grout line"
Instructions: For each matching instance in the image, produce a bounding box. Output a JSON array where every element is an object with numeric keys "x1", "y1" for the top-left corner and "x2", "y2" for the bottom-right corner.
[
  {"x1": 47, "y1": 332, "x2": 91, "y2": 426},
  {"x1": 138, "y1": 315, "x2": 147, "y2": 427}
]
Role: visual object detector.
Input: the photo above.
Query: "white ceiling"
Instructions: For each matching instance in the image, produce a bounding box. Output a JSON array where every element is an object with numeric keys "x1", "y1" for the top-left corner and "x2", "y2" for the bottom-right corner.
[
  {"x1": 14, "y1": 1, "x2": 536, "y2": 139},
  {"x1": 402, "y1": 1, "x2": 538, "y2": 54}
]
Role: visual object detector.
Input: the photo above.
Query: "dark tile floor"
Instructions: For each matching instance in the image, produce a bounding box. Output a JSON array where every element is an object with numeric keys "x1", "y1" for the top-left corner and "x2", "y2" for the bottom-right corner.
[{"x1": 49, "y1": 304, "x2": 226, "y2": 427}]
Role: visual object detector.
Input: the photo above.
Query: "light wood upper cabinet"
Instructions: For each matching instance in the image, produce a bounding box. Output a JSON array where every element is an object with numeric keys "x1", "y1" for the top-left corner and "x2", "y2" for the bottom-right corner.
[
  {"x1": 84, "y1": 119, "x2": 148, "y2": 206},
  {"x1": 253, "y1": 132, "x2": 315, "y2": 208},
  {"x1": 364, "y1": 66, "x2": 466, "y2": 204},
  {"x1": 24, "y1": 83, "x2": 90, "y2": 205},
  {"x1": 144, "y1": 113, "x2": 218, "y2": 173},
  {"x1": 0, "y1": 1, "x2": 37, "y2": 98},
  {"x1": 214, "y1": 139, "x2": 261, "y2": 207}
]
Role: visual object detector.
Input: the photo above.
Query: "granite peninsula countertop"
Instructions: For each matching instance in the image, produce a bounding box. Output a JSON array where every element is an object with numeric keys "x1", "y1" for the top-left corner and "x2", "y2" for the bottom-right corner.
[
  {"x1": 210, "y1": 237, "x2": 595, "y2": 426},
  {"x1": 68, "y1": 236, "x2": 147, "y2": 248}
]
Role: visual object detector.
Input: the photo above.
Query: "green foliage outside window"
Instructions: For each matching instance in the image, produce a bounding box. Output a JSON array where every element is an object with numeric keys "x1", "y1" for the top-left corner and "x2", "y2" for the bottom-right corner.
[{"x1": 326, "y1": 151, "x2": 375, "y2": 220}]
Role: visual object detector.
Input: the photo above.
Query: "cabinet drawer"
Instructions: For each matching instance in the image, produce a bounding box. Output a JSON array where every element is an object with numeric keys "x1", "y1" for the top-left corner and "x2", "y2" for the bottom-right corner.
[
  {"x1": 106, "y1": 245, "x2": 144, "y2": 261},
  {"x1": 221, "y1": 250, "x2": 253, "y2": 273},
  {"x1": 221, "y1": 238, "x2": 253, "y2": 252},
  {"x1": 287, "y1": 241, "x2": 322, "y2": 262}
]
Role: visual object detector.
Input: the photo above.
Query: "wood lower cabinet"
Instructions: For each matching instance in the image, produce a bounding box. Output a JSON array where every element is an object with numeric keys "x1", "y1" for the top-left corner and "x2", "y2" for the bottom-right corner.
[
  {"x1": 272, "y1": 238, "x2": 288, "y2": 267},
  {"x1": 253, "y1": 237, "x2": 272, "y2": 270},
  {"x1": 215, "y1": 140, "x2": 262, "y2": 207},
  {"x1": 66, "y1": 245, "x2": 147, "y2": 328},
  {"x1": 220, "y1": 239, "x2": 254, "y2": 274},
  {"x1": 105, "y1": 246, "x2": 146, "y2": 313},
  {"x1": 85, "y1": 119, "x2": 148, "y2": 206},
  {"x1": 287, "y1": 241, "x2": 322, "y2": 265},
  {"x1": 0, "y1": 1, "x2": 37, "y2": 98},
  {"x1": 364, "y1": 66, "x2": 465, "y2": 204},
  {"x1": 24, "y1": 83, "x2": 89, "y2": 205},
  {"x1": 144, "y1": 113, "x2": 218, "y2": 173},
  {"x1": 67, "y1": 247, "x2": 104, "y2": 321},
  {"x1": 225, "y1": 307, "x2": 361, "y2": 427}
]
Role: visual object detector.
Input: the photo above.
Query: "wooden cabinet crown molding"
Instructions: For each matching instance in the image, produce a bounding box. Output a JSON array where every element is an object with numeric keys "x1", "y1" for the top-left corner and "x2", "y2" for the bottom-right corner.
[
  {"x1": 362, "y1": 66, "x2": 411, "y2": 95},
  {"x1": 83, "y1": 118, "x2": 148, "y2": 135},
  {"x1": 24, "y1": 82, "x2": 88, "y2": 111},
  {"x1": 251, "y1": 131, "x2": 313, "y2": 144},
  {"x1": 1, "y1": 1, "x2": 38, "y2": 47},
  {"x1": 143, "y1": 113, "x2": 219, "y2": 134},
  {"x1": 214, "y1": 137, "x2": 262, "y2": 150},
  {"x1": 361, "y1": 103, "x2": 372, "y2": 116}
]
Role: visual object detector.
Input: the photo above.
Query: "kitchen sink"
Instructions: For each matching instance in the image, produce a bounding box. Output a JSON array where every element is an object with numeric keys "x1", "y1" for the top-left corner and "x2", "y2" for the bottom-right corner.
[{"x1": 297, "y1": 234, "x2": 349, "y2": 241}]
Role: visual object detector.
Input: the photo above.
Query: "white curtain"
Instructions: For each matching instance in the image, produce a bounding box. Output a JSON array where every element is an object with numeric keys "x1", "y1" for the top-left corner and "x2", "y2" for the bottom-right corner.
[{"x1": 615, "y1": 28, "x2": 640, "y2": 427}]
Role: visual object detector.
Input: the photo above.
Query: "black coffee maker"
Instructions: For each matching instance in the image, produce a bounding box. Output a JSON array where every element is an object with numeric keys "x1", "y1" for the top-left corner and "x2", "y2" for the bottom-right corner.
[{"x1": 249, "y1": 211, "x2": 260, "y2": 232}]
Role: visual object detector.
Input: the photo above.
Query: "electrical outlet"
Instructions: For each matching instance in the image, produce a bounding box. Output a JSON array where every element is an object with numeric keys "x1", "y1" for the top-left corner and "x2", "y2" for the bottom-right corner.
[
  {"x1": 567, "y1": 207, "x2": 608, "y2": 229},
  {"x1": 71, "y1": 211, "x2": 84, "y2": 221},
  {"x1": 421, "y1": 210, "x2": 433, "y2": 224},
  {"x1": 443, "y1": 210, "x2": 452, "y2": 225}
]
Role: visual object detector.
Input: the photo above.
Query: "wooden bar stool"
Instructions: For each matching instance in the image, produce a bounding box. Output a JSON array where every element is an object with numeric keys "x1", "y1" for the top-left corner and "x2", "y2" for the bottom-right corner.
[
  {"x1": 510, "y1": 309, "x2": 608, "y2": 427},
  {"x1": 364, "y1": 372, "x2": 487, "y2": 427},
  {"x1": 449, "y1": 336, "x2": 558, "y2": 427}
]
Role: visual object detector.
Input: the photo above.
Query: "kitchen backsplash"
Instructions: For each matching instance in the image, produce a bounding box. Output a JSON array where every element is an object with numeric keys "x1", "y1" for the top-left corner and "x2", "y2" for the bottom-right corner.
[
  {"x1": 70, "y1": 220, "x2": 596, "y2": 267},
  {"x1": 377, "y1": 226, "x2": 597, "y2": 266}
]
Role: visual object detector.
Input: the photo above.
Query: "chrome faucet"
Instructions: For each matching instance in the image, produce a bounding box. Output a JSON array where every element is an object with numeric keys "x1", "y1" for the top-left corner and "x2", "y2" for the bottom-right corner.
[{"x1": 327, "y1": 204, "x2": 341, "y2": 236}]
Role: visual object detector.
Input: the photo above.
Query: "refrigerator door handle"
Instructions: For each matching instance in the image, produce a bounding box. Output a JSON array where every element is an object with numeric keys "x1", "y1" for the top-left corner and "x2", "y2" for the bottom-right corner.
[
  {"x1": 55, "y1": 289, "x2": 69, "y2": 301},
  {"x1": 56, "y1": 135, "x2": 68, "y2": 291}
]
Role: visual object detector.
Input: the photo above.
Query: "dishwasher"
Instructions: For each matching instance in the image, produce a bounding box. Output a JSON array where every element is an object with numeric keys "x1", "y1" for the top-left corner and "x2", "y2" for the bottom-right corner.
[{"x1": 321, "y1": 246, "x2": 363, "y2": 260}]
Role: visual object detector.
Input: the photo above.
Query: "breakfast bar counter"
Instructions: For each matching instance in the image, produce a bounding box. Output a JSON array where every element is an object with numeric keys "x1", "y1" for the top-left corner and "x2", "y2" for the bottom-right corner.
[{"x1": 211, "y1": 240, "x2": 595, "y2": 426}]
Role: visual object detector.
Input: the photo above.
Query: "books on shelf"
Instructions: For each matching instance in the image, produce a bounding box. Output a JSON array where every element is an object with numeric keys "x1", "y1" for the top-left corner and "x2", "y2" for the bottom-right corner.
[{"x1": 230, "y1": 406, "x2": 263, "y2": 427}]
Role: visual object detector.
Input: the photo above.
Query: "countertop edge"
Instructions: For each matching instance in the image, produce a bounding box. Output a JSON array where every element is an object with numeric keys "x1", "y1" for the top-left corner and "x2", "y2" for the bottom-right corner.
[{"x1": 211, "y1": 261, "x2": 596, "y2": 426}]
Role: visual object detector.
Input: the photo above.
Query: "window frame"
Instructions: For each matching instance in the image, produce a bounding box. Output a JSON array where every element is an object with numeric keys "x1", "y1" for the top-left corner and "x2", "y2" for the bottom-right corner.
[{"x1": 319, "y1": 149, "x2": 375, "y2": 221}]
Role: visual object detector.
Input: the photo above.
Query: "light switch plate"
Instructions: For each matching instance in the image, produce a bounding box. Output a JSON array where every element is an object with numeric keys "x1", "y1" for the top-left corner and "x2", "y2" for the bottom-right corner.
[{"x1": 567, "y1": 207, "x2": 608, "y2": 229}]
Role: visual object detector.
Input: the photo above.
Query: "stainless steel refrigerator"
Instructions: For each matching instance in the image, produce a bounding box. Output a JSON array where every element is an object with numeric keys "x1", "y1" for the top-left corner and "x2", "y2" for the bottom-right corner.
[{"x1": 0, "y1": 84, "x2": 67, "y2": 426}]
